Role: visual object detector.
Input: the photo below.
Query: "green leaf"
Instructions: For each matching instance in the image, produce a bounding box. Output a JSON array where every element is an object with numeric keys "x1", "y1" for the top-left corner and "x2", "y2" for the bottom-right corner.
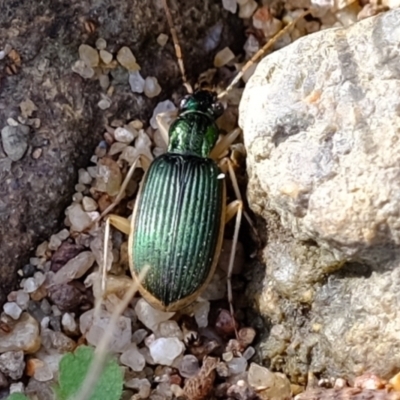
[
  {"x1": 56, "y1": 345, "x2": 123, "y2": 400},
  {"x1": 7, "y1": 394, "x2": 29, "y2": 400}
]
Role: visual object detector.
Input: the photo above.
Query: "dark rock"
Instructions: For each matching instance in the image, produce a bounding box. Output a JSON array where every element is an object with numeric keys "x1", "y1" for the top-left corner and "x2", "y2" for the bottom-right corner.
[
  {"x1": 50, "y1": 240, "x2": 82, "y2": 272},
  {"x1": 0, "y1": 0, "x2": 245, "y2": 304}
]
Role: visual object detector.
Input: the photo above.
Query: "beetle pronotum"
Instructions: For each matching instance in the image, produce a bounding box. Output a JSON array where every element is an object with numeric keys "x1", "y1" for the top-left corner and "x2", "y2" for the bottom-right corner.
[{"x1": 96, "y1": 1, "x2": 312, "y2": 316}]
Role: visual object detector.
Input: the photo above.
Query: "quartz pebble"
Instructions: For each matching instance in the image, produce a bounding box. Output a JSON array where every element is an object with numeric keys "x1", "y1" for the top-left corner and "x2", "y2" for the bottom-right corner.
[
  {"x1": 100, "y1": 50, "x2": 113, "y2": 64},
  {"x1": 214, "y1": 47, "x2": 235, "y2": 68},
  {"x1": 68, "y1": 203, "x2": 92, "y2": 232},
  {"x1": 1, "y1": 125, "x2": 30, "y2": 161},
  {"x1": 149, "y1": 337, "x2": 185, "y2": 366},
  {"x1": 71, "y1": 60, "x2": 95, "y2": 79},
  {"x1": 114, "y1": 126, "x2": 136, "y2": 143},
  {"x1": 243, "y1": 346, "x2": 256, "y2": 360},
  {"x1": 61, "y1": 313, "x2": 77, "y2": 333},
  {"x1": 156, "y1": 320, "x2": 183, "y2": 340},
  {"x1": 95, "y1": 38, "x2": 107, "y2": 50},
  {"x1": 48, "y1": 234, "x2": 62, "y2": 251},
  {"x1": 178, "y1": 355, "x2": 200, "y2": 378},
  {"x1": 99, "y1": 74, "x2": 110, "y2": 90},
  {"x1": 117, "y1": 46, "x2": 139, "y2": 71},
  {"x1": 34, "y1": 360, "x2": 53, "y2": 382},
  {"x1": 79, "y1": 44, "x2": 99, "y2": 67},
  {"x1": 16, "y1": 290, "x2": 30, "y2": 309},
  {"x1": 248, "y1": 363, "x2": 292, "y2": 399},
  {"x1": 23, "y1": 277, "x2": 39, "y2": 293},
  {"x1": 125, "y1": 378, "x2": 151, "y2": 398},
  {"x1": 239, "y1": 0, "x2": 258, "y2": 18},
  {"x1": 150, "y1": 100, "x2": 177, "y2": 129},
  {"x1": 228, "y1": 356, "x2": 247, "y2": 375},
  {"x1": 82, "y1": 196, "x2": 98, "y2": 212},
  {"x1": 19, "y1": 98, "x2": 38, "y2": 119},
  {"x1": 120, "y1": 343, "x2": 146, "y2": 371},
  {"x1": 9, "y1": 382, "x2": 24, "y2": 394},
  {"x1": 135, "y1": 298, "x2": 175, "y2": 332},
  {"x1": 0, "y1": 350, "x2": 25, "y2": 379},
  {"x1": 52, "y1": 251, "x2": 95, "y2": 285},
  {"x1": 0, "y1": 313, "x2": 41, "y2": 353},
  {"x1": 223, "y1": 0, "x2": 238, "y2": 13},
  {"x1": 193, "y1": 300, "x2": 210, "y2": 328},
  {"x1": 132, "y1": 328, "x2": 148, "y2": 344},
  {"x1": 109, "y1": 142, "x2": 127, "y2": 156},
  {"x1": 3, "y1": 302, "x2": 22, "y2": 320},
  {"x1": 80, "y1": 309, "x2": 131, "y2": 353},
  {"x1": 157, "y1": 33, "x2": 169, "y2": 46},
  {"x1": 144, "y1": 76, "x2": 162, "y2": 98},
  {"x1": 98, "y1": 97, "x2": 111, "y2": 110},
  {"x1": 78, "y1": 168, "x2": 92, "y2": 185},
  {"x1": 129, "y1": 71, "x2": 145, "y2": 93}
]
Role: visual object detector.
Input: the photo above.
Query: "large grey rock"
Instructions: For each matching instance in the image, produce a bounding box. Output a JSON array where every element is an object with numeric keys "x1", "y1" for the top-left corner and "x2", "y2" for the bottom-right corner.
[
  {"x1": 0, "y1": 0, "x2": 244, "y2": 305},
  {"x1": 240, "y1": 9, "x2": 400, "y2": 382}
]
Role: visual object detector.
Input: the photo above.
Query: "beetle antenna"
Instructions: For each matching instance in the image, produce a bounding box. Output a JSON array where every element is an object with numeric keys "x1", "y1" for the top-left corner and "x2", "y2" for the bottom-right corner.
[
  {"x1": 162, "y1": 0, "x2": 193, "y2": 94},
  {"x1": 218, "y1": 9, "x2": 312, "y2": 99}
]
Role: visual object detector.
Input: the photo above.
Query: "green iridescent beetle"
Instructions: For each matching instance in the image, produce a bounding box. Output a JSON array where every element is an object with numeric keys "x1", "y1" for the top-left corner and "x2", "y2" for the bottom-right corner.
[
  {"x1": 101, "y1": 90, "x2": 243, "y2": 312},
  {"x1": 97, "y1": 1, "x2": 309, "y2": 312}
]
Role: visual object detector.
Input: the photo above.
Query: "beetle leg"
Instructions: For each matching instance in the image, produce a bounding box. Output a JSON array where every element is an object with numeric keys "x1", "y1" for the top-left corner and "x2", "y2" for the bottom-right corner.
[
  {"x1": 225, "y1": 199, "x2": 243, "y2": 337},
  {"x1": 220, "y1": 157, "x2": 258, "y2": 238},
  {"x1": 101, "y1": 214, "x2": 131, "y2": 294},
  {"x1": 210, "y1": 127, "x2": 242, "y2": 161},
  {"x1": 96, "y1": 154, "x2": 152, "y2": 222}
]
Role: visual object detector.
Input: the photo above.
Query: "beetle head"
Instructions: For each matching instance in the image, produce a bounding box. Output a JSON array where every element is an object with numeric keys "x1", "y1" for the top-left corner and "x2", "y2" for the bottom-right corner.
[{"x1": 179, "y1": 90, "x2": 224, "y2": 120}]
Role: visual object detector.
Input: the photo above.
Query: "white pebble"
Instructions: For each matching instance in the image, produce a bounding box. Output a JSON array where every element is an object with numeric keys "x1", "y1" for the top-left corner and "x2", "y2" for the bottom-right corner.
[
  {"x1": 129, "y1": 71, "x2": 145, "y2": 93},
  {"x1": 82, "y1": 196, "x2": 98, "y2": 212},
  {"x1": 79, "y1": 44, "x2": 99, "y2": 67},
  {"x1": 16, "y1": 291, "x2": 30, "y2": 310},
  {"x1": 135, "y1": 298, "x2": 174, "y2": 332},
  {"x1": 157, "y1": 33, "x2": 169, "y2": 46},
  {"x1": 34, "y1": 360, "x2": 54, "y2": 382},
  {"x1": 156, "y1": 320, "x2": 183, "y2": 340},
  {"x1": 56, "y1": 229, "x2": 70, "y2": 241},
  {"x1": 95, "y1": 38, "x2": 107, "y2": 50},
  {"x1": 228, "y1": 356, "x2": 248, "y2": 375},
  {"x1": 117, "y1": 46, "x2": 139, "y2": 71},
  {"x1": 243, "y1": 346, "x2": 256, "y2": 360},
  {"x1": 144, "y1": 76, "x2": 162, "y2": 98},
  {"x1": 114, "y1": 126, "x2": 135, "y2": 143},
  {"x1": 48, "y1": 234, "x2": 62, "y2": 251},
  {"x1": 62, "y1": 313, "x2": 77, "y2": 333},
  {"x1": 99, "y1": 49, "x2": 113, "y2": 64},
  {"x1": 150, "y1": 100, "x2": 177, "y2": 129},
  {"x1": 23, "y1": 277, "x2": 39, "y2": 293},
  {"x1": 149, "y1": 337, "x2": 185, "y2": 366},
  {"x1": 98, "y1": 97, "x2": 111, "y2": 110},
  {"x1": 3, "y1": 302, "x2": 22, "y2": 320},
  {"x1": 67, "y1": 203, "x2": 92, "y2": 232},
  {"x1": 120, "y1": 343, "x2": 146, "y2": 371},
  {"x1": 9, "y1": 382, "x2": 24, "y2": 394},
  {"x1": 78, "y1": 168, "x2": 92, "y2": 185},
  {"x1": 52, "y1": 251, "x2": 95, "y2": 285},
  {"x1": 238, "y1": 0, "x2": 258, "y2": 18},
  {"x1": 223, "y1": 0, "x2": 238, "y2": 13},
  {"x1": 178, "y1": 355, "x2": 200, "y2": 378},
  {"x1": 71, "y1": 60, "x2": 95, "y2": 79},
  {"x1": 193, "y1": 300, "x2": 210, "y2": 328},
  {"x1": 132, "y1": 328, "x2": 148, "y2": 344},
  {"x1": 214, "y1": 47, "x2": 235, "y2": 68}
]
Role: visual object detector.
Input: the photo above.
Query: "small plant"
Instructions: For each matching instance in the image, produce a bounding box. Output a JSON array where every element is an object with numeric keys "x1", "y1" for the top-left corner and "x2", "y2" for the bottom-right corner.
[
  {"x1": 7, "y1": 394, "x2": 29, "y2": 400},
  {"x1": 6, "y1": 346, "x2": 123, "y2": 400}
]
